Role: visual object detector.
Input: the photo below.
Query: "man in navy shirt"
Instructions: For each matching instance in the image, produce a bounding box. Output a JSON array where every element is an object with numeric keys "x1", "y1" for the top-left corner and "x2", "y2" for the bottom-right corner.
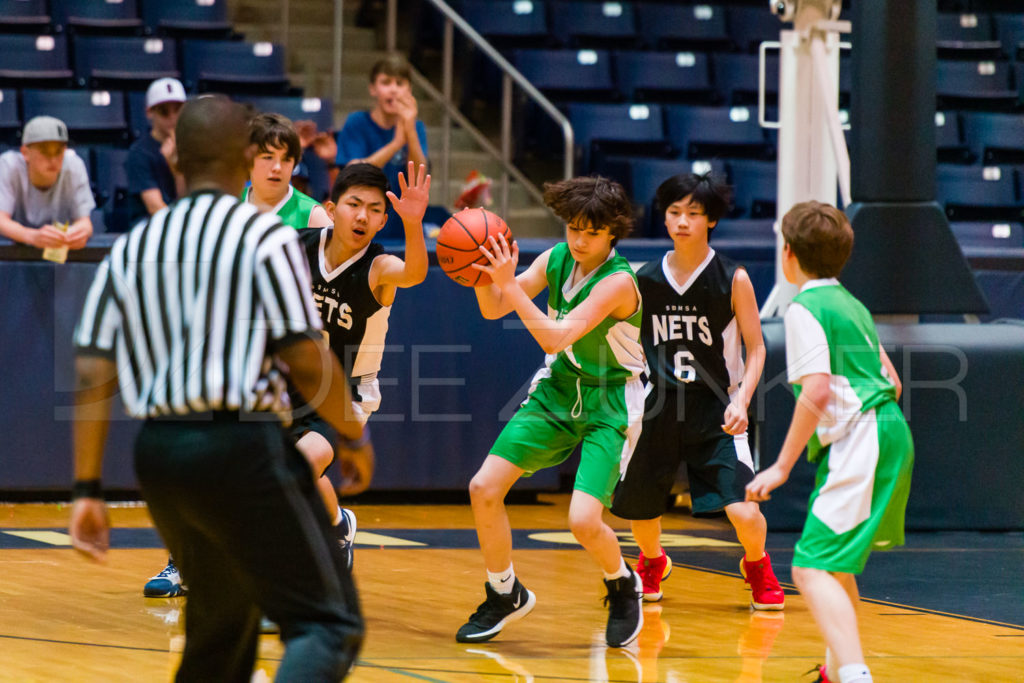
[
  {"x1": 334, "y1": 54, "x2": 428, "y2": 238},
  {"x1": 125, "y1": 78, "x2": 186, "y2": 228}
]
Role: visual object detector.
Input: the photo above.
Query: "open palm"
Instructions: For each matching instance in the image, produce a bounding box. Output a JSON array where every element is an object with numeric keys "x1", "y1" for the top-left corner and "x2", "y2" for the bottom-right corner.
[{"x1": 387, "y1": 161, "x2": 430, "y2": 223}]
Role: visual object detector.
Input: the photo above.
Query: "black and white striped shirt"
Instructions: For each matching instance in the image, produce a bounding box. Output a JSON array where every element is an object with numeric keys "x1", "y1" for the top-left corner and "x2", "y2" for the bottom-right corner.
[{"x1": 73, "y1": 190, "x2": 322, "y2": 418}]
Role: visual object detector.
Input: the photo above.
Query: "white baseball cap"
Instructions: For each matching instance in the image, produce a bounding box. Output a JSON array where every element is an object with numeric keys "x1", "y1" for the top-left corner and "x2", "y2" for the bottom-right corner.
[
  {"x1": 146, "y1": 77, "x2": 187, "y2": 110},
  {"x1": 22, "y1": 116, "x2": 69, "y2": 146}
]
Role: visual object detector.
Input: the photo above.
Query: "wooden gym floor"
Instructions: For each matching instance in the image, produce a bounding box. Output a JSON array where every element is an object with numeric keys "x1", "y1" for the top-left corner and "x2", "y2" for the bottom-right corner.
[{"x1": 1, "y1": 495, "x2": 1021, "y2": 682}]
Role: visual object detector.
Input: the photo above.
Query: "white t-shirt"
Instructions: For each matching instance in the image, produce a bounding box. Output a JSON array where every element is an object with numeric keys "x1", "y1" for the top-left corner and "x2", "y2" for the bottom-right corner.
[{"x1": 0, "y1": 149, "x2": 95, "y2": 228}]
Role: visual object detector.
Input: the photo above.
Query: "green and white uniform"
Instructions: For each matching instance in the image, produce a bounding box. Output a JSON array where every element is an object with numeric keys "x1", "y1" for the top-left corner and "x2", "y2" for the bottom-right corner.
[
  {"x1": 242, "y1": 185, "x2": 323, "y2": 230},
  {"x1": 491, "y1": 243, "x2": 646, "y2": 507},
  {"x1": 784, "y1": 278, "x2": 914, "y2": 574}
]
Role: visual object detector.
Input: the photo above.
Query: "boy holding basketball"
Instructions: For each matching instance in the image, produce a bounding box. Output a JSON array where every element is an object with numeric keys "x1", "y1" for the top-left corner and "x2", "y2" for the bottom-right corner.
[
  {"x1": 746, "y1": 201, "x2": 913, "y2": 683},
  {"x1": 611, "y1": 172, "x2": 784, "y2": 610},
  {"x1": 456, "y1": 176, "x2": 645, "y2": 649}
]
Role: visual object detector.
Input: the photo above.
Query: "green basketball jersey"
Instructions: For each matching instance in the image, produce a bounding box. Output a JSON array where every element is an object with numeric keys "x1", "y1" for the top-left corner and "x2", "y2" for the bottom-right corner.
[
  {"x1": 787, "y1": 280, "x2": 898, "y2": 461},
  {"x1": 543, "y1": 242, "x2": 644, "y2": 383},
  {"x1": 242, "y1": 185, "x2": 323, "y2": 230}
]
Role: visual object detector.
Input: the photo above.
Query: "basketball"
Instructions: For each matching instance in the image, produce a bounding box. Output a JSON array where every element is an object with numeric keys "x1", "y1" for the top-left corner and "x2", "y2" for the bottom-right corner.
[{"x1": 436, "y1": 208, "x2": 513, "y2": 287}]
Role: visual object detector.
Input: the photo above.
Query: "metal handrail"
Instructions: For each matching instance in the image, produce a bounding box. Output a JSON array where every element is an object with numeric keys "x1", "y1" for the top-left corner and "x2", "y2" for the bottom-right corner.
[{"x1": 386, "y1": 0, "x2": 573, "y2": 218}]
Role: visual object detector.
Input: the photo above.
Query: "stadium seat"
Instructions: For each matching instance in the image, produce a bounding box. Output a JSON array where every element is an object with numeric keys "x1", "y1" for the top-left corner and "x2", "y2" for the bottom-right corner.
[
  {"x1": 728, "y1": 159, "x2": 777, "y2": 218},
  {"x1": 636, "y1": 3, "x2": 729, "y2": 50},
  {"x1": 0, "y1": 89, "x2": 19, "y2": 144},
  {"x1": 239, "y1": 96, "x2": 334, "y2": 135},
  {"x1": 727, "y1": 6, "x2": 781, "y2": 53},
  {"x1": 712, "y1": 53, "x2": 779, "y2": 105},
  {"x1": 711, "y1": 218, "x2": 775, "y2": 246},
  {"x1": 142, "y1": 0, "x2": 231, "y2": 37},
  {"x1": 935, "y1": 60, "x2": 1016, "y2": 109},
  {"x1": 934, "y1": 111, "x2": 969, "y2": 163},
  {"x1": 22, "y1": 89, "x2": 128, "y2": 144},
  {"x1": 665, "y1": 105, "x2": 772, "y2": 160},
  {"x1": 550, "y1": 0, "x2": 638, "y2": 48},
  {"x1": 937, "y1": 164, "x2": 1020, "y2": 220},
  {"x1": 614, "y1": 51, "x2": 715, "y2": 104},
  {"x1": 74, "y1": 36, "x2": 179, "y2": 88},
  {"x1": 994, "y1": 13, "x2": 1024, "y2": 59},
  {"x1": 182, "y1": 40, "x2": 288, "y2": 93},
  {"x1": 962, "y1": 111, "x2": 1024, "y2": 164},
  {"x1": 51, "y1": 0, "x2": 142, "y2": 33},
  {"x1": 0, "y1": 34, "x2": 73, "y2": 85},
  {"x1": 567, "y1": 102, "x2": 670, "y2": 171},
  {"x1": 0, "y1": 0, "x2": 50, "y2": 31},
  {"x1": 936, "y1": 12, "x2": 1000, "y2": 59},
  {"x1": 459, "y1": 0, "x2": 550, "y2": 49},
  {"x1": 88, "y1": 146, "x2": 129, "y2": 206},
  {"x1": 513, "y1": 49, "x2": 616, "y2": 100},
  {"x1": 949, "y1": 221, "x2": 1024, "y2": 248}
]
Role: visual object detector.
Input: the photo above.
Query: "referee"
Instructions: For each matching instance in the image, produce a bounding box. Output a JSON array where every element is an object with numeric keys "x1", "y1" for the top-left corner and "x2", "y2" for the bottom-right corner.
[{"x1": 68, "y1": 96, "x2": 370, "y2": 681}]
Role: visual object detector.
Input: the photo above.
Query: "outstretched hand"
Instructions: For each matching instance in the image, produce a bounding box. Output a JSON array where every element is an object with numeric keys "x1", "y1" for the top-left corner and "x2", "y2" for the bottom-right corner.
[
  {"x1": 745, "y1": 464, "x2": 788, "y2": 503},
  {"x1": 386, "y1": 161, "x2": 430, "y2": 224},
  {"x1": 69, "y1": 498, "x2": 110, "y2": 562},
  {"x1": 472, "y1": 232, "x2": 519, "y2": 289}
]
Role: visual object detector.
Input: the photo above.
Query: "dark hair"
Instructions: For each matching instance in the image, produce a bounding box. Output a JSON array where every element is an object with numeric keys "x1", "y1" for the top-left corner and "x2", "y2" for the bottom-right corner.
[
  {"x1": 542, "y1": 175, "x2": 634, "y2": 244},
  {"x1": 370, "y1": 53, "x2": 412, "y2": 83},
  {"x1": 655, "y1": 172, "x2": 732, "y2": 225},
  {"x1": 781, "y1": 200, "x2": 854, "y2": 278},
  {"x1": 176, "y1": 95, "x2": 249, "y2": 182},
  {"x1": 249, "y1": 112, "x2": 301, "y2": 163},
  {"x1": 330, "y1": 162, "x2": 391, "y2": 211}
]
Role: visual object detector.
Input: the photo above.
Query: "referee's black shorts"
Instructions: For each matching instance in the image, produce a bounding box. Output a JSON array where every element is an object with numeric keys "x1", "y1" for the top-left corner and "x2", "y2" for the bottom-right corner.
[{"x1": 611, "y1": 385, "x2": 755, "y2": 520}]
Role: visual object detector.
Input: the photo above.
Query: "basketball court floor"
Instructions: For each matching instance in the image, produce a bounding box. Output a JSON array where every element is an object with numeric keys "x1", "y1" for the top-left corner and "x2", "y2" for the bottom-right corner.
[{"x1": 1, "y1": 495, "x2": 1020, "y2": 681}]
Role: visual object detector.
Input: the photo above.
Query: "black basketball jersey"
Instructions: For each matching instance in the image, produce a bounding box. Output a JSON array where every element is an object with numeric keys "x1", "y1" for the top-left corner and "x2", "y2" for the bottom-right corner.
[
  {"x1": 637, "y1": 249, "x2": 744, "y2": 395},
  {"x1": 298, "y1": 229, "x2": 390, "y2": 378}
]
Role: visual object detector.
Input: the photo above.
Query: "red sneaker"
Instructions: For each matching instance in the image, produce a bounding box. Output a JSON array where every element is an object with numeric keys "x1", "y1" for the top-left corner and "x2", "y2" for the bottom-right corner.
[
  {"x1": 805, "y1": 664, "x2": 832, "y2": 682},
  {"x1": 636, "y1": 550, "x2": 672, "y2": 602},
  {"x1": 740, "y1": 552, "x2": 785, "y2": 610}
]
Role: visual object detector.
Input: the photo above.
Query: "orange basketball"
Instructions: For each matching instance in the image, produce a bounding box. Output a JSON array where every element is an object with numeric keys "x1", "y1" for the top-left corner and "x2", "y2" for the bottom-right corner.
[{"x1": 436, "y1": 208, "x2": 513, "y2": 287}]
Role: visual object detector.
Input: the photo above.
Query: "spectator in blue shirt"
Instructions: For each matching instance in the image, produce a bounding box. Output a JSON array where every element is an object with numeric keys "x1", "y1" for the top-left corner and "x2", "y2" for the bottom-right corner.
[
  {"x1": 334, "y1": 54, "x2": 428, "y2": 237},
  {"x1": 125, "y1": 78, "x2": 186, "y2": 227}
]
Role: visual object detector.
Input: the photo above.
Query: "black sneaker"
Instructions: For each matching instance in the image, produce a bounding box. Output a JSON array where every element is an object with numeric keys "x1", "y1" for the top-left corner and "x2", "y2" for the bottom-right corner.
[
  {"x1": 455, "y1": 579, "x2": 536, "y2": 643},
  {"x1": 604, "y1": 566, "x2": 643, "y2": 648}
]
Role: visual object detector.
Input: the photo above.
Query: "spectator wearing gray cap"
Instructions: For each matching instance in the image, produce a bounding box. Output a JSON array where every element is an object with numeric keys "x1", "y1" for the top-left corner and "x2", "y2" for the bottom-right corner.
[
  {"x1": 125, "y1": 77, "x2": 187, "y2": 226},
  {"x1": 0, "y1": 115, "x2": 95, "y2": 250}
]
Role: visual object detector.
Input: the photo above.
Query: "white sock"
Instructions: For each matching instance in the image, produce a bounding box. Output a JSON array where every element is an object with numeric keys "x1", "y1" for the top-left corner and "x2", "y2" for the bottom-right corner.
[
  {"x1": 838, "y1": 663, "x2": 872, "y2": 683},
  {"x1": 487, "y1": 564, "x2": 515, "y2": 595},
  {"x1": 603, "y1": 557, "x2": 630, "y2": 581},
  {"x1": 333, "y1": 506, "x2": 343, "y2": 526},
  {"x1": 825, "y1": 648, "x2": 835, "y2": 676}
]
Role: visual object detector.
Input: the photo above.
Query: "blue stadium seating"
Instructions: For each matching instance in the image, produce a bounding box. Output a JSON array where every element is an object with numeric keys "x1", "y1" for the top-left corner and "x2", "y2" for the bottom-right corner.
[
  {"x1": 550, "y1": 0, "x2": 638, "y2": 48},
  {"x1": 936, "y1": 12, "x2": 1001, "y2": 58},
  {"x1": 937, "y1": 164, "x2": 1020, "y2": 220},
  {"x1": 142, "y1": 0, "x2": 231, "y2": 36},
  {"x1": 728, "y1": 159, "x2": 777, "y2": 218},
  {"x1": 73, "y1": 36, "x2": 179, "y2": 88},
  {"x1": 934, "y1": 111, "x2": 966, "y2": 163},
  {"x1": 711, "y1": 218, "x2": 775, "y2": 246},
  {"x1": 935, "y1": 60, "x2": 1016, "y2": 109},
  {"x1": 962, "y1": 111, "x2": 1024, "y2": 164},
  {"x1": 240, "y1": 96, "x2": 334, "y2": 135},
  {"x1": 949, "y1": 220, "x2": 1024, "y2": 248},
  {"x1": 567, "y1": 102, "x2": 669, "y2": 171},
  {"x1": 459, "y1": 0, "x2": 549, "y2": 48},
  {"x1": 51, "y1": 0, "x2": 141, "y2": 32},
  {"x1": 513, "y1": 49, "x2": 616, "y2": 99},
  {"x1": 0, "y1": 89, "x2": 19, "y2": 141},
  {"x1": 22, "y1": 89, "x2": 128, "y2": 143},
  {"x1": 712, "y1": 52, "x2": 779, "y2": 105},
  {"x1": 614, "y1": 51, "x2": 714, "y2": 103},
  {"x1": 126, "y1": 91, "x2": 150, "y2": 140},
  {"x1": 182, "y1": 40, "x2": 288, "y2": 93},
  {"x1": 994, "y1": 13, "x2": 1024, "y2": 59},
  {"x1": 89, "y1": 146, "x2": 133, "y2": 232},
  {"x1": 665, "y1": 105, "x2": 771, "y2": 160},
  {"x1": 636, "y1": 3, "x2": 729, "y2": 50},
  {"x1": 0, "y1": 34, "x2": 72, "y2": 84},
  {"x1": 727, "y1": 6, "x2": 781, "y2": 53},
  {"x1": 0, "y1": 0, "x2": 50, "y2": 31}
]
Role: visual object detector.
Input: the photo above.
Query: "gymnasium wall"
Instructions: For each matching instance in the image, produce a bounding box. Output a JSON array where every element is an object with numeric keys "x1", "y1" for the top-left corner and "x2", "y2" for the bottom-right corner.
[{"x1": 1, "y1": 236, "x2": 1022, "y2": 530}]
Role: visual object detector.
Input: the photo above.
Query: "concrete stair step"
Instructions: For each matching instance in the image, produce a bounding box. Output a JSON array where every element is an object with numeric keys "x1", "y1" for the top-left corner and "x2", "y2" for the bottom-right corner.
[
  {"x1": 505, "y1": 207, "x2": 562, "y2": 237},
  {"x1": 433, "y1": 176, "x2": 538, "y2": 210},
  {"x1": 232, "y1": 1, "x2": 358, "y2": 27},
  {"x1": 235, "y1": 23, "x2": 377, "y2": 52}
]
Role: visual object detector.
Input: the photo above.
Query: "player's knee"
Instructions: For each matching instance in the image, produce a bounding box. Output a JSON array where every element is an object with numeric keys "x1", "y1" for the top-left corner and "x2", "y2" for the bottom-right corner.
[
  {"x1": 306, "y1": 442, "x2": 334, "y2": 476},
  {"x1": 468, "y1": 473, "x2": 500, "y2": 505},
  {"x1": 568, "y1": 511, "x2": 602, "y2": 542},
  {"x1": 725, "y1": 500, "x2": 763, "y2": 528},
  {"x1": 791, "y1": 565, "x2": 818, "y2": 591}
]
